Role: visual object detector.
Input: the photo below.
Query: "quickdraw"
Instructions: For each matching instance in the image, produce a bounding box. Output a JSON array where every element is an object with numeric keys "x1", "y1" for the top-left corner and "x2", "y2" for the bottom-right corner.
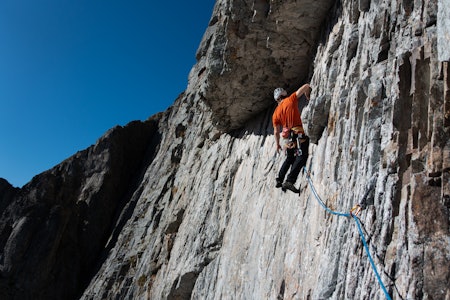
[{"x1": 303, "y1": 167, "x2": 392, "y2": 300}]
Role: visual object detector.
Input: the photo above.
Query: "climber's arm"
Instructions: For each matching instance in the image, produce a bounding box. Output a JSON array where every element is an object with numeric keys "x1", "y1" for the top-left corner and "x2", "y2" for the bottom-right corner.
[
  {"x1": 295, "y1": 83, "x2": 311, "y2": 100},
  {"x1": 274, "y1": 126, "x2": 281, "y2": 153}
]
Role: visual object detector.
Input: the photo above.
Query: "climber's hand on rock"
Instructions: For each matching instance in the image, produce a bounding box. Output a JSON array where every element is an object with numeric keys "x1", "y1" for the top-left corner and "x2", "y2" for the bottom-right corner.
[{"x1": 276, "y1": 144, "x2": 281, "y2": 154}]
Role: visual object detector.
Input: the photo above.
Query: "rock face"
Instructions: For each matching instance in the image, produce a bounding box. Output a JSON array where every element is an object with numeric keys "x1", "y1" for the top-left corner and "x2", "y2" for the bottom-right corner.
[{"x1": 1, "y1": 0, "x2": 449, "y2": 299}]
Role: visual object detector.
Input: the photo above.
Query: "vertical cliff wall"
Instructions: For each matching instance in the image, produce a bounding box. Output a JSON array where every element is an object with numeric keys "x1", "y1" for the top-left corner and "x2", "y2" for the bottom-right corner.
[{"x1": 1, "y1": 0, "x2": 449, "y2": 299}]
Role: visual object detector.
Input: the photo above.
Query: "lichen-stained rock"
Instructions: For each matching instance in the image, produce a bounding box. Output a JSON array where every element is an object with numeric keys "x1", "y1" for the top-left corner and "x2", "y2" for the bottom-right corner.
[
  {"x1": 189, "y1": 0, "x2": 335, "y2": 130},
  {"x1": 303, "y1": 0, "x2": 450, "y2": 298}
]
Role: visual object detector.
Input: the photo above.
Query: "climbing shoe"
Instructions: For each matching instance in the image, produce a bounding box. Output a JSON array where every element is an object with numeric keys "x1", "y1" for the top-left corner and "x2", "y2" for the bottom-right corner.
[
  {"x1": 276, "y1": 178, "x2": 282, "y2": 188},
  {"x1": 282, "y1": 181, "x2": 300, "y2": 194}
]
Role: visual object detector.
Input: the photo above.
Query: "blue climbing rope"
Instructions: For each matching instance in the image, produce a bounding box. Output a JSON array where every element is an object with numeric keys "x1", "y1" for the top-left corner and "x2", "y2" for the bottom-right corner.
[
  {"x1": 353, "y1": 216, "x2": 392, "y2": 300},
  {"x1": 305, "y1": 175, "x2": 350, "y2": 217},
  {"x1": 303, "y1": 167, "x2": 392, "y2": 300}
]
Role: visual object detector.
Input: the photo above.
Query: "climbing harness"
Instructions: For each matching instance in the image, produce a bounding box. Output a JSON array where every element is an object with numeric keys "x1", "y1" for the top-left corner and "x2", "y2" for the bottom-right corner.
[{"x1": 303, "y1": 167, "x2": 392, "y2": 300}]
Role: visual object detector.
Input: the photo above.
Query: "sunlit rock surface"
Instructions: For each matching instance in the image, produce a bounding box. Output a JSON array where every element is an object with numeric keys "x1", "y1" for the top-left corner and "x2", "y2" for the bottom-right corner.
[{"x1": 1, "y1": 0, "x2": 449, "y2": 299}]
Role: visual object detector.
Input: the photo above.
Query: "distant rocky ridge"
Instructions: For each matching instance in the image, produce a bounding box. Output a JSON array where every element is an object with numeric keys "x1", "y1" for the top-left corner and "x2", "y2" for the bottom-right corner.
[
  {"x1": 1, "y1": 0, "x2": 449, "y2": 299},
  {"x1": 0, "y1": 119, "x2": 161, "y2": 299}
]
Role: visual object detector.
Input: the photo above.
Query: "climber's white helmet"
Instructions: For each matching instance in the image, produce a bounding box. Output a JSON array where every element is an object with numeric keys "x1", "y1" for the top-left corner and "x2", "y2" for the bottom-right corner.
[{"x1": 273, "y1": 87, "x2": 287, "y2": 101}]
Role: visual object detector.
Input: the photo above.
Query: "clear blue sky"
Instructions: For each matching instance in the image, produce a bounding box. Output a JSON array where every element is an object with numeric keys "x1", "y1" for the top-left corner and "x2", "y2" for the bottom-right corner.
[{"x1": 0, "y1": 1, "x2": 215, "y2": 187}]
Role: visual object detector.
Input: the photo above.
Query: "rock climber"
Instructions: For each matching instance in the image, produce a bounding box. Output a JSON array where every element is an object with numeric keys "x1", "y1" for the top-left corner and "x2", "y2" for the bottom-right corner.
[{"x1": 272, "y1": 83, "x2": 311, "y2": 193}]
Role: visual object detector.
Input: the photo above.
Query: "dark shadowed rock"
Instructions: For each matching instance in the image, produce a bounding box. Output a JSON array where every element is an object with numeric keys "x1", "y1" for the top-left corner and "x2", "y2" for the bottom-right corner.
[{"x1": 0, "y1": 118, "x2": 160, "y2": 300}]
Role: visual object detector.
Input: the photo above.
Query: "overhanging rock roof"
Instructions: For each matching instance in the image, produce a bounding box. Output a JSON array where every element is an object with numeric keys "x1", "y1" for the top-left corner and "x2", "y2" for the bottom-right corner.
[{"x1": 187, "y1": 0, "x2": 335, "y2": 130}]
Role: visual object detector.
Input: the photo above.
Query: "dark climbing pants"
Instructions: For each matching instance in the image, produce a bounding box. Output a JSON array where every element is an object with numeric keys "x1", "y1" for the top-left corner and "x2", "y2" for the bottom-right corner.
[{"x1": 278, "y1": 137, "x2": 309, "y2": 184}]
